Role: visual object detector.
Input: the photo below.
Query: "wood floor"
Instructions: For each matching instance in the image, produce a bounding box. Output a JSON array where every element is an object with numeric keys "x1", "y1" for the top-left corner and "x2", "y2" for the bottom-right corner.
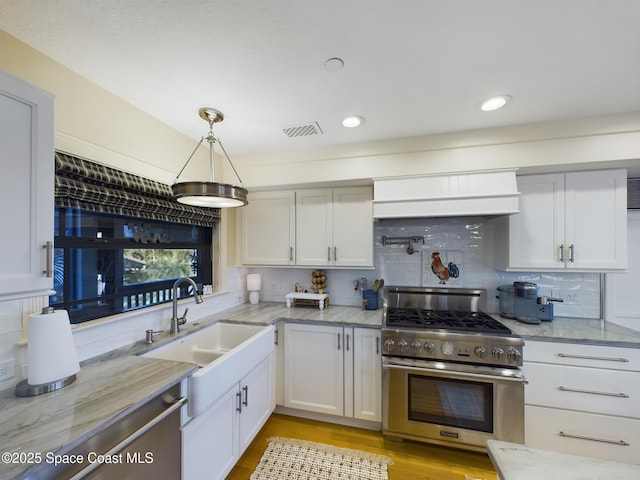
[{"x1": 226, "y1": 413, "x2": 497, "y2": 480}]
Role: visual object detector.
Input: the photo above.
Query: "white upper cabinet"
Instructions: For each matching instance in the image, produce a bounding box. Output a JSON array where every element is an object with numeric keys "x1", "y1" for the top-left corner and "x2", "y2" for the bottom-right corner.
[
  {"x1": 241, "y1": 190, "x2": 296, "y2": 265},
  {"x1": 495, "y1": 170, "x2": 627, "y2": 271},
  {"x1": 297, "y1": 187, "x2": 373, "y2": 268},
  {"x1": 242, "y1": 186, "x2": 373, "y2": 268},
  {"x1": 0, "y1": 70, "x2": 54, "y2": 300}
]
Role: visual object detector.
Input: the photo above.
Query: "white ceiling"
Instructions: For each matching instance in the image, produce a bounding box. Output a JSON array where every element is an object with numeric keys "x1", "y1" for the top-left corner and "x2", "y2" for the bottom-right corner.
[{"x1": 1, "y1": 0, "x2": 639, "y2": 157}]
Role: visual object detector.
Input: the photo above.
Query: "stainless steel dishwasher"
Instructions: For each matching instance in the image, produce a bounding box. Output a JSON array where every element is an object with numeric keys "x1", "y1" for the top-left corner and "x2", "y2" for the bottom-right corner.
[{"x1": 32, "y1": 383, "x2": 186, "y2": 480}]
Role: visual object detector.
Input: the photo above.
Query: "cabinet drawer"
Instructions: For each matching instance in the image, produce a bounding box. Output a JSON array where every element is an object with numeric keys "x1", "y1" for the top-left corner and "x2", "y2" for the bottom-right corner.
[
  {"x1": 525, "y1": 405, "x2": 640, "y2": 465},
  {"x1": 524, "y1": 340, "x2": 640, "y2": 371},
  {"x1": 524, "y1": 362, "x2": 640, "y2": 417}
]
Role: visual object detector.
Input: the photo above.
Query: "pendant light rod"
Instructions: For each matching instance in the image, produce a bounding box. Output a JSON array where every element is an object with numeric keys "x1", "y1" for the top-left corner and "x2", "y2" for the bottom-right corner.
[
  {"x1": 216, "y1": 135, "x2": 244, "y2": 187},
  {"x1": 173, "y1": 135, "x2": 206, "y2": 183},
  {"x1": 173, "y1": 107, "x2": 244, "y2": 186}
]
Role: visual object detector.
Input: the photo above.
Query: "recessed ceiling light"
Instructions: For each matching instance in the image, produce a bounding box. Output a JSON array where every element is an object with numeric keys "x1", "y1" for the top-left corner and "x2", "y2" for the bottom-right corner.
[
  {"x1": 480, "y1": 95, "x2": 512, "y2": 112},
  {"x1": 342, "y1": 115, "x2": 365, "y2": 128}
]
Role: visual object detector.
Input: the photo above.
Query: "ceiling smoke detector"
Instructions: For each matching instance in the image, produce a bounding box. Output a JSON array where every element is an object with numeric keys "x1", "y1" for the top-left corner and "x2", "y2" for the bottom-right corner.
[{"x1": 282, "y1": 122, "x2": 324, "y2": 138}]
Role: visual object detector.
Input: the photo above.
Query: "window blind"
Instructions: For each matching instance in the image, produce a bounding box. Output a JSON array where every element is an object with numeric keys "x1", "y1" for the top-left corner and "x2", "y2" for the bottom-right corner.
[{"x1": 54, "y1": 151, "x2": 220, "y2": 227}]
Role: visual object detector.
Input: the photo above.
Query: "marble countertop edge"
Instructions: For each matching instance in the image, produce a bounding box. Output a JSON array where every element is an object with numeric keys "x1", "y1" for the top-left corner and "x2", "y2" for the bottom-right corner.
[{"x1": 487, "y1": 440, "x2": 640, "y2": 479}]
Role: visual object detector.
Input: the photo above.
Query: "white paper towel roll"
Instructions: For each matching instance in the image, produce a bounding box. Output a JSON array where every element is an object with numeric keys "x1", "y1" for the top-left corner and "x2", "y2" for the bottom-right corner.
[{"x1": 28, "y1": 309, "x2": 80, "y2": 385}]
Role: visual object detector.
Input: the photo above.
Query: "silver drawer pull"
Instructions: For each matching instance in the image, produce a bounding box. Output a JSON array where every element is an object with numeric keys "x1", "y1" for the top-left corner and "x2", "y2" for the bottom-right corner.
[
  {"x1": 559, "y1": 431, "x2": 630, "y2": 446},
  {"x1": 558, "y1": 353, "x2": 629, "y2": 363},
  {"x1": 559, "y1": 386, "x2": 630, "y2": 398}
]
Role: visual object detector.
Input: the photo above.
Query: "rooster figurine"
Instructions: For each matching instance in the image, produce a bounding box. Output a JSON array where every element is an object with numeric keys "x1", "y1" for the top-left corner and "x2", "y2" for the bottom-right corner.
[{"x1": 431, "y1": 251, "x2": 460, "y2": 284}]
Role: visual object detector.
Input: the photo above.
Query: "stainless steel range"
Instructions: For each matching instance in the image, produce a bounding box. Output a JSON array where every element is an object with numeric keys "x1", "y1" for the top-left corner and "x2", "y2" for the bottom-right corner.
[{"x1": 381, "y1": 286, "x2": 526, "y2": 452}]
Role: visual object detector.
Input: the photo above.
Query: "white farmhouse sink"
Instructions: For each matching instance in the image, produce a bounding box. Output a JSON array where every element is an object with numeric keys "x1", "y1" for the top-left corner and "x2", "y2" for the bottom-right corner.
[{"x1": 143, "y1": 322, "x2": 274, "y2": 416}]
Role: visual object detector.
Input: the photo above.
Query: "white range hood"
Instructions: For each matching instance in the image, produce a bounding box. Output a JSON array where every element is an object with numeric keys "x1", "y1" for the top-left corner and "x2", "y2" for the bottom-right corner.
[{"x1": 373, "y1": 169, "x2": 520, "y2": 219}]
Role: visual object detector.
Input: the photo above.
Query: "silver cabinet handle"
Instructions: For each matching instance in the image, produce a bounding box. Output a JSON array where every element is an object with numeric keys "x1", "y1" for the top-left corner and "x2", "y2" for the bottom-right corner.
[
  {"x1": 558, "y1": 353, "x2": 629, "y2": 363},
  {"x1": 559, "y1": 431, "x2": 630, "y2": 446},
  {"x1": 334, "y1": 246, "x2": 337, "y2": 262},
  {"x1": 274, "y1": 329, "x2": 278, "y2": 346},
  {"x1": 569, "y1": 243, "x2": 575, "y2": 262},
  {"x1": 559, "y1": 244, "x2": 565, "y2": 262},
  {"x1": 559, "y1": 386, "x2": 630, "y2": 398},
  {"x1": 236, "y1": 391, "x2": 243, "y2": 413},
  {"x1": 242, "y1": 385, "x2": 249, "y2": 407},
  {"x1": 289, "y1": 246, "x2": 294, "y2": 261},
  {"x1": 376, "y1": 337, "x2": 380, "y2": 355},
  {"x1": 346, "y1": 334, "x2": 350, "y2": 352},
  {"x1": 337, "y1": 333, "x2": 341, "y2": 350},
  {"x1": 43, "y1": 241, "x2": 53, "y2": 277},
  {"x1": 328, "y1": 246, "x2": 331, "y2": 262},
  {"x1": 69, "y1": 397, "x2": 187, "y2": 480}
]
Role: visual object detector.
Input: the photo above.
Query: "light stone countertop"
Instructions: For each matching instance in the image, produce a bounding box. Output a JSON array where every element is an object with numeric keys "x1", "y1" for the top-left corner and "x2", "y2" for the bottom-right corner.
[
  {"x1": 495, "y1": 315, "x2": 640, "y2": 348},
  {"x1": 191, "y1": 301, "x2": 383, "y2": 328},
  {"x1": 487, "y1": 440, "x2": 640, "y2": 479},
  {"x1": 0, "y1": 353, "x2": 196, "y2": 480}
]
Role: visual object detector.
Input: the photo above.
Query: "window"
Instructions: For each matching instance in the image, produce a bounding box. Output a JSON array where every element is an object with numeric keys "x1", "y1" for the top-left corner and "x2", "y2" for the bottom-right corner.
[{"x1": 50, "y1": 207, "x2": 212, "y2": 324}]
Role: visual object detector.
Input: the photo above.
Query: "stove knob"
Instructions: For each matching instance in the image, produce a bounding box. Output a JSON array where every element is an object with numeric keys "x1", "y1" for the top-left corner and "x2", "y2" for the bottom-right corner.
[
  {"x1": 383, "y1": 339, "x2": 395, "y2": 353},
  {"x1": 423, "y1": 342, "x2": 435, "y2": 354},
  {"x1": 492, "y1": 347, "x2": 505, "y2": 361},
  {"x1": 397, "y1": 339, "x2": 408, "y2": 353},
  {"x1": 474, "y1": 346, "x2": 487, "y2": 359},
  {"x1": 441, "y1": 341, "x2": 455, "y2": 356},
  {"x1": 507, "y1": 349, "x2": 521, "y2": 364},
  {"x1": 410, "y1": 340, "x2": 421, "y2": 353}
]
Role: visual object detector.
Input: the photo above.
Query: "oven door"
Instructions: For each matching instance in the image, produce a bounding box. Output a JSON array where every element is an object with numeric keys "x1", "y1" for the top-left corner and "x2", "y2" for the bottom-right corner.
[{"x1": 383, "y1": 356, "x2": 525, "y2": 451}]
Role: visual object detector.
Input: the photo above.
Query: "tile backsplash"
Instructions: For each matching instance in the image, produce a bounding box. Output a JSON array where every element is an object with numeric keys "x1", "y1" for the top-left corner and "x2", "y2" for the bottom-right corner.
[{"x1": 254, "y1": 216, "x2": 601, "y2": 318}]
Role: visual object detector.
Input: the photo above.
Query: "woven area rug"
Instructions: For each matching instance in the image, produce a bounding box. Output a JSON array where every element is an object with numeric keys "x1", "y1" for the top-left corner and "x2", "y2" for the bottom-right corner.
[{"x1": 250, "y1": 436, "x2": 393, "y2": 480}]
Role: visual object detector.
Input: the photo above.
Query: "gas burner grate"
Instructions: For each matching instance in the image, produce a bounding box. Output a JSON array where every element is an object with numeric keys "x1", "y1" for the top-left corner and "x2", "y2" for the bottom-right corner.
[{"x1": 386, "y1": 308, "x2": 511, "y2": 334}]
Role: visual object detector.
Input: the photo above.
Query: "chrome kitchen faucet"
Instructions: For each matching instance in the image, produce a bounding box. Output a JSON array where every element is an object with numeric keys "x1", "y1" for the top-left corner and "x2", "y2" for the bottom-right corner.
[{"x1": 170, "y1": 277, "x2": 203, "y2": 334}]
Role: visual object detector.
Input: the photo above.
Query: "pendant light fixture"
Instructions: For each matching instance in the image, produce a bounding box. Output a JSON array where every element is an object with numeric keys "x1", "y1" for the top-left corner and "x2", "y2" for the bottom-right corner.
[{"x1": 172, "y1": 107, "x2": 248, "y2": 207}]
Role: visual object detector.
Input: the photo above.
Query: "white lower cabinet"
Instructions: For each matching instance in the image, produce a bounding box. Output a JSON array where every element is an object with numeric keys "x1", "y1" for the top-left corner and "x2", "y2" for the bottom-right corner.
[
  {"x1": 283, "y1": 323, "x2": 381, "y2": 422},
  {"x1": 182, "y1": 355, "x2": 274, "y2": 480},
  {"x1": 524, "y1": 340, "x2": 640, "y2": 464}
]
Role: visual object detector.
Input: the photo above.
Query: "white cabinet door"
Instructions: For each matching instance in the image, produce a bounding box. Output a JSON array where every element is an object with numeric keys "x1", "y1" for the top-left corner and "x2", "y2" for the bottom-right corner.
[
  {"x1": 499, "y1": 170, "x2": 627, "y2": 272},
  {"x1": 242, "y1": 190, "x2": 295, "y2": 265},
  {"x1": 182, "y1": 386, "x2": 238, "y2": 480},
  {"x1": 284, "y1": 323, "x2": 344, "y2": 416},
  {"x1": 565, "y1": 169, "x2": 627, "y2": 270},
  {"x1": 238, "y1": 357, "x2": 274, "y2": 452},
  {"x1": 296, "y1": 189, "x2": 333, "y2": 266},
  {"x1": 332, "y1": 187, "x2": 374, "y2": 268},
  {"x1": 505, "y1": 174, "x2": 565, "y2": 270},
  {"x1": 0, "y1": 70, "x2": 54, "y2": 300},
  {"x1": 352, "y1": 328, "x2": 382, "y2": 422}
]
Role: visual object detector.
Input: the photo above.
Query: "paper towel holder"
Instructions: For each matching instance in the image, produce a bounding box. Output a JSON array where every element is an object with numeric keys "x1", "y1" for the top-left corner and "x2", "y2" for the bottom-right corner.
[{"x1": 15, "y1": 307, "x2": 79, "y2": 397}]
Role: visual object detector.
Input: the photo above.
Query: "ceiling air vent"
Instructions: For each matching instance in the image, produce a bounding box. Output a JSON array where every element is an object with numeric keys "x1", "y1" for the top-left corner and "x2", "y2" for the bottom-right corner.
[{"x1": 282, "y1": 122, "x2": 323, "y2": 138}]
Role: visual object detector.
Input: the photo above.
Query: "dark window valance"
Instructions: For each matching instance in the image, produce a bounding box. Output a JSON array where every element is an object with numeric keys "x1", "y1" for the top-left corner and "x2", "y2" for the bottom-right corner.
[{"x1": 55, "y1": 151, "x2": 220, "y2": 227}]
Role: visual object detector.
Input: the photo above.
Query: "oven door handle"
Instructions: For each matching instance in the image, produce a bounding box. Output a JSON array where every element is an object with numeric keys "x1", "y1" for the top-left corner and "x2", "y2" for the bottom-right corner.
[{"x1": 383, "y1": 362, "x2": 528, "y2": 384}]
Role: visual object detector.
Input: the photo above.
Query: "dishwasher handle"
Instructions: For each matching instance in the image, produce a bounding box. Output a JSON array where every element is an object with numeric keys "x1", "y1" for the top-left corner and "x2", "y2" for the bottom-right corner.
[{"x1": 68, "y1": 396, "x2": 187, "y2": 480}]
